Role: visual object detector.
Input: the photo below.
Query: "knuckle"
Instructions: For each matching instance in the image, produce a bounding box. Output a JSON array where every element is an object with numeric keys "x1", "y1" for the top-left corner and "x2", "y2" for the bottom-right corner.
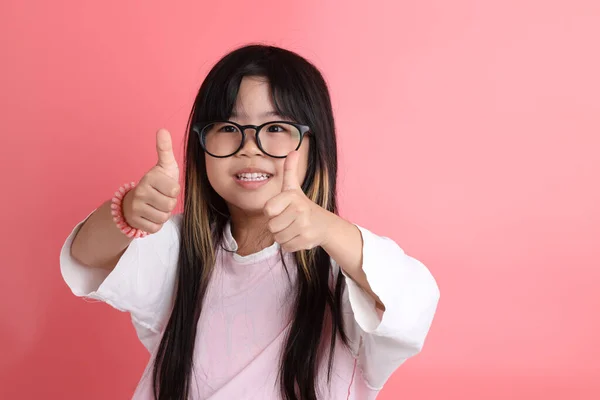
[
  {"x1": 294, "y1": 201, "x2": 306, "y2": 213},
  {"x1": 133, "y1": 186, "x2": 147, "y2": 199},
  {"x1": 264, "y1": 205, "x2": 275, "y2": 217},
  {"x1": 140, "y1": 174, "x2": 154, "y2": 188},
  {"x1": 138, "y1": 174, "x2": 150, "y2": 185}
]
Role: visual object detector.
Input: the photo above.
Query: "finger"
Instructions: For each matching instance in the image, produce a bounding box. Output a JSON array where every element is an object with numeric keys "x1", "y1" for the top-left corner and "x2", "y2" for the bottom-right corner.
[
  {"x1": 263, "y1": 191, "x2": 295, "y2": 218},
  {"x1": 146, "y1": 170, "x2": 180, "y2": 198},
  {"x1": 126, "y1": 205, "x2": 169, "y2": 234},
  {"x1": 127, "y1": 217, "x2": 163, "y2": 235},
  {"x1": 282, "y1": 150, "x2": 301, "y2": 192},
  {"x1": 156, "y1": 129, "x2": 179, "y2": 180},
  {"x1": 267, "y1": 206, "x2": 297, "y2": 234},
  {"x1": 138, "y1": 203, "x2": 171, "y2": 225},
  {"x1": 280, "y1": 235, "x2": 309, "y2": 253},
  {"x1": 274, "y1": 219, "x2": 302, "y2": 245},
  {"x1": 146, "y1": 189, "x2": 178, "y2": 213}
]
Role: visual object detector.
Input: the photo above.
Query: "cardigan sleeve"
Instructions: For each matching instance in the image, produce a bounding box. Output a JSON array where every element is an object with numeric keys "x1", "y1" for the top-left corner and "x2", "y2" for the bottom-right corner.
[
  {"x1": 338, "y1": 225, "x2": 440, "y2": 390},
  {"x1": 59, "y1": 210, "x2": 182, "y2": 340}
]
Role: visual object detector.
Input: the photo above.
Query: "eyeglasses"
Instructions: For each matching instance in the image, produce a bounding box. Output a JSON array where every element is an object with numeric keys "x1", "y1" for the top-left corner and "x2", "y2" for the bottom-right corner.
[{"x1": 192, "y1": 120, "x2": 311, "y2": 158}]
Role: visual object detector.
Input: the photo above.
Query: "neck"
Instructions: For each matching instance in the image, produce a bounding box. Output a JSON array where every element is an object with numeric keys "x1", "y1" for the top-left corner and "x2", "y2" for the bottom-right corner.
[{"x1": 228, "y1": 208, "x2": 275, "y2": 256}]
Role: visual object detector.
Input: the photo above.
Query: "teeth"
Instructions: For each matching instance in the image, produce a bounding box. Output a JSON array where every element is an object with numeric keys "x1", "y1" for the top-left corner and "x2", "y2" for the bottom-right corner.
[{"x1": 237, "y1": 173, "x2": 271, "y2": 181}]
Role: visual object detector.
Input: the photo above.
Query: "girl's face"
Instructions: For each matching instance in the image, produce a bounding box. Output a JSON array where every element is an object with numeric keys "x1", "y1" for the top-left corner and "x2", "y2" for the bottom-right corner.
[{"x1": 205, "y1": 76, "x2": 310, "y2": 215}]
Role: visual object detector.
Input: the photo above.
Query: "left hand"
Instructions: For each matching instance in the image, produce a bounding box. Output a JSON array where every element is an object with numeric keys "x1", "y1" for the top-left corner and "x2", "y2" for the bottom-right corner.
[{"x1": 263, "y1": 151, "x2": 333, "y2": 253}]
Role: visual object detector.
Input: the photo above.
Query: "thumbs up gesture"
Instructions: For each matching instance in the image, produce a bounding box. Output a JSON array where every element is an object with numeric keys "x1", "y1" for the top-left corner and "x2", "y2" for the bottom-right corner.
[
  {"x1": 263, "y1": 151, "x2": 333, "y2": 253},
  {"x1": 122, "y1": 129, "x2": 181, "y2": 234}
]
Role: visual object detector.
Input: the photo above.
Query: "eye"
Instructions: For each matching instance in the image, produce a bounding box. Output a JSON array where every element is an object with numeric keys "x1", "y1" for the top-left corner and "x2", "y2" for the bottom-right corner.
[
  {"x1": 267, "y1": 125, "x2": 287, "y2": 132},
  {"x1": 219, "y1": 124, "x2": 238, "y2": 133}
]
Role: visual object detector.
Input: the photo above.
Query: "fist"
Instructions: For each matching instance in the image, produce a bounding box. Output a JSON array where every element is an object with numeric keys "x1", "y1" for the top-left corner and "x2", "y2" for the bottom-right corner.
[
  {"x1": 122, "y1": 129, "x2": 181, "y2": 234},
  {"x1": 263, "y1": 151, "x2": 332, "y2": 253}
]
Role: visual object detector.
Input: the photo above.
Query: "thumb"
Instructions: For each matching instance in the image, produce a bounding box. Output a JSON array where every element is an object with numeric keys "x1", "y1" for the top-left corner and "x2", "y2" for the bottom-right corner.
[
  {"x1": 282, "y1": 151, "x2": 301, "y2": 191},
  {"x1": 156, "y1": 128, "x2": 179, "y2": 180}
]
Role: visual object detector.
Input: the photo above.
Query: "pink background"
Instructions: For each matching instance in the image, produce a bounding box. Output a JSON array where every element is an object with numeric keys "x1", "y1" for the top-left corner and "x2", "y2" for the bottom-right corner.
[{"x1": 1, "y1": 0, "x2": 599, "y2": 398}]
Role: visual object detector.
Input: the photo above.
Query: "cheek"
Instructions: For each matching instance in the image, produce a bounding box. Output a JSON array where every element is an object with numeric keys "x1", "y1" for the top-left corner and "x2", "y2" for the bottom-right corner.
[{"x1": 205, "y1": 159, "x2": 228, "y2": 192}]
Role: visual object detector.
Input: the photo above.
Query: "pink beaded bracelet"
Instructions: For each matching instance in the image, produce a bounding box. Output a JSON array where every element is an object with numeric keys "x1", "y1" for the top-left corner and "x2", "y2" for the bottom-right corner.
[{"x1": 111, "y1": 182, "x2": 149, "y2": 238}]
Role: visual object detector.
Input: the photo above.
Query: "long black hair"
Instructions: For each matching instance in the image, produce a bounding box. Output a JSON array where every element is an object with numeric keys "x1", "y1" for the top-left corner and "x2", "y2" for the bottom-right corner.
[{"x1": 152, "y1": 44, "x2": 348, "y2": 400}]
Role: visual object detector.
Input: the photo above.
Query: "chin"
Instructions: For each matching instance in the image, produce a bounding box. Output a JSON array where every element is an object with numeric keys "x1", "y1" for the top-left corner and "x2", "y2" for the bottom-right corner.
[{"x1": 226, "y1": 195, "x2": 270, "y2": 216}]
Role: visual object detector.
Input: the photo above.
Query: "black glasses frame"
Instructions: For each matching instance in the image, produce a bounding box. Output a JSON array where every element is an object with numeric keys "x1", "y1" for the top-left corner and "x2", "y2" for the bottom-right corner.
[{"x1": 192, "y1": 120, "x2": 311, "y2": 158}]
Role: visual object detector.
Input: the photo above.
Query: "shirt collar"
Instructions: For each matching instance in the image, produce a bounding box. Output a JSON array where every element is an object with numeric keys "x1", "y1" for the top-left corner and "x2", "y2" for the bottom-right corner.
[{"x1": 222, "y1": 220, "x2": 281, "y2": 264}]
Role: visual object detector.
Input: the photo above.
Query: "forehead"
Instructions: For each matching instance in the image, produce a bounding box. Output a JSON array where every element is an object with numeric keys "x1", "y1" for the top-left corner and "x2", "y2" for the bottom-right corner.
[{"x1": 231, "y1": 76, "x2": 278, "y2": 119}]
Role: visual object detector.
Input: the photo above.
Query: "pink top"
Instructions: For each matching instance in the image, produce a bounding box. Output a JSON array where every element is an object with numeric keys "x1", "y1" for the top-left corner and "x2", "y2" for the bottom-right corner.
[{"x1": 60, "y1": 212, "x2": 440, "y2": 399}]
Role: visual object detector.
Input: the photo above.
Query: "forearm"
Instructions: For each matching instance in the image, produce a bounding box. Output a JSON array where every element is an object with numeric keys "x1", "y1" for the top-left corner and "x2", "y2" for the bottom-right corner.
[
  {"x1": 71, "y1": 198, "x2": 133, "y2": 271},
  {"x1": 321, "y1": 213, "x2": 385, "y2": 310}
]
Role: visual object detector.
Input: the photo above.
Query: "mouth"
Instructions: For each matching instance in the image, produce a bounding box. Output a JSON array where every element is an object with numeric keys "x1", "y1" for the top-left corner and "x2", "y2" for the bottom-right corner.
[
  {"x1": 235, "y1": 172, "x2": 273, "y2": 182},
  {"x1": 233, "y1": 168, "x2": 274, "y2": 184}
]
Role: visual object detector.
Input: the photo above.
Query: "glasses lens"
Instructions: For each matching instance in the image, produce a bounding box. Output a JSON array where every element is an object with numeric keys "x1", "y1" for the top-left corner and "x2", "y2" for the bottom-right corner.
[
  {"x1": 201, "y1": 122, "x2": 242, "y2": 156},
  {"x1": 258, "y1": 123, "x2": 301, "y2": 157}
]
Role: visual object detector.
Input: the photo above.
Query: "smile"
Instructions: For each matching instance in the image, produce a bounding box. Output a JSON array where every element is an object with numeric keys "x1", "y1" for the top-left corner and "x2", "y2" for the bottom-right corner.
[{"x1": 236, "y1": 172, "x2": 272, "y2": 181}]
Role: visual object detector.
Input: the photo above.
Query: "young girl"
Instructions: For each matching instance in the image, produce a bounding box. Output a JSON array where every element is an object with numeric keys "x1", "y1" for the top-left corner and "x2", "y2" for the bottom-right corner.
[{"x1": 60, "y1": 45, "x2": 440, "y2": 400}]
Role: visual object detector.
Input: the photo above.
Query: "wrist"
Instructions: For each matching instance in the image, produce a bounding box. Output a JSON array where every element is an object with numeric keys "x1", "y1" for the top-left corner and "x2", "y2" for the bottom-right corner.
[
  {"x1": 320, "y1": 211, "x2": 344, "y2": 250},
  {"x1": 111, "y1": 182, "x2": 148, "y2": 238}
]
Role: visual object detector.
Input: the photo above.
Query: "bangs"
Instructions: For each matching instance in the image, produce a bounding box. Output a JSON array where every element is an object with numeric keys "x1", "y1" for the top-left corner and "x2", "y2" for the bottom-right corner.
[{"x1": 193, "y1": 46, "x2": 316, "y2": 127}]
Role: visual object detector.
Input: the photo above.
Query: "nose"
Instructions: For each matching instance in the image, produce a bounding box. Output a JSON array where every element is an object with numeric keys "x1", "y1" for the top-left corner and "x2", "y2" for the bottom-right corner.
[{"x1": 237, "y1": 127, "x2": 262, "y2": 157}]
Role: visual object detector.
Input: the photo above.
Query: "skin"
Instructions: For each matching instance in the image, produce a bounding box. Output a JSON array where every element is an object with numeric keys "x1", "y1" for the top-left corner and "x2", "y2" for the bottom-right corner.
[{"x1": 205, "y1": 76, "x2": 384, "y2": 310}]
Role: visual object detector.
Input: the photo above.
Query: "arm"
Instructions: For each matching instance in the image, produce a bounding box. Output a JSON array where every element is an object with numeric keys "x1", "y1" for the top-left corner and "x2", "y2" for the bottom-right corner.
[
  {"x1": 320, "y1": 214, "x2": 385, "y2": 310},
  {"x1": 60, "y1": 208, "x2": 182, "y2": 343},
  {"x1": 263, "y1": 151, "x2": 439, "y2": 389},
  {"x1": 71, "y1": 128, "x2": 180, "y2": 271},
  {"x1": 264, "y1": 150, "x2": 429, "y2": 313},
  {"x1": 329, "y1": 222, "x2": 440, "y2": 389},
  {"x1": 70, "y1": 198, "x2": 133, "y2": 271}
]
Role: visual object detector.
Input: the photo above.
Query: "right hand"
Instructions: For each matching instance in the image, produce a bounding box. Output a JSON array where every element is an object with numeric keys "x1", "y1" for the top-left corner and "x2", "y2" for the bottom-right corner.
[{"x1": 122, "y1": 129, "x2": 181, "y2": 234}]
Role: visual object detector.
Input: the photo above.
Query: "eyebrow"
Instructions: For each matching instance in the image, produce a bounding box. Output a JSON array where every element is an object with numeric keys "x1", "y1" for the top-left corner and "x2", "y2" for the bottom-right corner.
[{"x1": 230, "y1": 110, "x2": 283, "y2": 119}]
